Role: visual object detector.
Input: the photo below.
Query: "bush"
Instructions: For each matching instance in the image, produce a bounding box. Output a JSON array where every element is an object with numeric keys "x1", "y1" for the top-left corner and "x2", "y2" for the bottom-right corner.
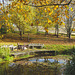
[
  {"x1": 4, "y1": 56, "x2": 13, "y2": 61},
  {"x1": 0, "y1": 47, "x2": 10, "y2": 58}
]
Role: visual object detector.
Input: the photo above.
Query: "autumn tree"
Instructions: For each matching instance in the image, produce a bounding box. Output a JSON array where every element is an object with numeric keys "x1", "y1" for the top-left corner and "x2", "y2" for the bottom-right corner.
[
  {"x1": 60, "y1": 1, "x2": 75, "y2": 39},
  {"x1": 8, "y1": 1, "x2": 33, "y2": 40},
  {"x1": 65, "y1": 4, "x2": 75, "y2": 39}
]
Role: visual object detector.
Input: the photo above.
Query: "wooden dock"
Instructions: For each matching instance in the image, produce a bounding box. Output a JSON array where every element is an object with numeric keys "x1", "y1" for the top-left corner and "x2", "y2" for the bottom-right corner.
[
  {"x1": 30, "y1": 50, "x2": 56, "y2": 56},
  {"x1": 28, "y1": 43, "x2": 44, "y2": 49},
  {"x1": 11, "y1": 52, "x2": 28, "y2": 58},
  {"x1": 11, "y1": 50, "x2": 56, "y2": 58}
]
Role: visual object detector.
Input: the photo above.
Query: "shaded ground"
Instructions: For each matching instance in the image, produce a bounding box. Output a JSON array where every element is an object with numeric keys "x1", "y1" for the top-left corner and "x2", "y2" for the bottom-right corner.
[{"x1": 0, "y1": 32, "x2": 75, "y2": 45}]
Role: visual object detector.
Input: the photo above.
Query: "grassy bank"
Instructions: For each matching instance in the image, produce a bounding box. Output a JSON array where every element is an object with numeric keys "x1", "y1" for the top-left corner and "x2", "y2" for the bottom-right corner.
[
  {"x1": 0, "y1": 44, "x2": 75, "y2": 63},
  {"x1": 43, "y1": 44, "x2": 75, "y2": 55}
]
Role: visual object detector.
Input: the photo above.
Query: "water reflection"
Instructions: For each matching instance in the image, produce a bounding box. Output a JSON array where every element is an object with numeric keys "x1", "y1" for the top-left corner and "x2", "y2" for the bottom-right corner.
[
  {"x1": 0, "y1": 57, "x2": 66, "y2": 75},
  {"x1": 64, "y1": 56, "x2": 75, "y2": 75},
  {"x1": 29, "y1": 57, "x2": 66, "y2": 64}
]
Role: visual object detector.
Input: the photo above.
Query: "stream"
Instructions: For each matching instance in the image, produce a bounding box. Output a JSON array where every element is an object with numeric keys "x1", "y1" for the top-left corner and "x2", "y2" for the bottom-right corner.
[{"x1": 0, "y1": 55, "x2": 68, "y2": 75}]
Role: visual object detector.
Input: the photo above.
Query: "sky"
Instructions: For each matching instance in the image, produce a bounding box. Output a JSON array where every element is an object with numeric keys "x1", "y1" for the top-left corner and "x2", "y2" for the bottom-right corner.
[{"x1": 0, "y1": 0, "x2": 12, "y2": 5}]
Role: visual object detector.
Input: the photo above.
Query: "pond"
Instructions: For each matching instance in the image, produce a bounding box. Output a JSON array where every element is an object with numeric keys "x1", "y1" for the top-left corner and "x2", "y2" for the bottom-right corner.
[{"x1": 0, "y1": 56, "x2": 67, "y2": 75}]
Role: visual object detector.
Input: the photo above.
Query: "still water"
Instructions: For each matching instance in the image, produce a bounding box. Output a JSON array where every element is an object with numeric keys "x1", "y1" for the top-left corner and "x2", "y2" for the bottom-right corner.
[{"x1": 0, "y1": 56, "x2": 66, "y2": 75}]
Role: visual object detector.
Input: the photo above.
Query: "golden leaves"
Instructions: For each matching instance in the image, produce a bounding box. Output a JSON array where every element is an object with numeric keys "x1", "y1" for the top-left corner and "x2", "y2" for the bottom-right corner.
[
  {"x1": 54, "y1": 5, "x2": 58, "y2": 10},
  {"x1": 62, "y1": 22, "x2": 65, "y2": 25},
  {"x1": 46, "y1": 1, "x2": 49, "y2": 5},
  {"x1": 56, "y1": 5, "x2": 58, "y2": 8},
  {"x1": 60, "y1": 6, "x2": 63, "y2": 9},
  {"x1": 49, "y1": 10, "x2": 53, "y2": 16},
  {"x1": 25, "y1": 14, "x2": 27, "y2": 18},
  {"x1": 2, "y1": 16, "x2": 5, "y2": 20},
  {"x1": 47, "y1": 7, "x2": 50, "y2": 12},
  {"x1": 36, "y1": 21, "x2": 39, "y2": 24},
  {"x1": 44, "y1": 27, "x2": 48, "y2": 32},
  {"x1": 70, "y1": 8, "x2": 73, "y2": 11},
  {"x1": 21, "y1": 5, "x2": 23, "y2": 8},
  {"x1": 65, "y1": 10, "x2": 68, "y2": 14},
  {"x1": 66, "y1": 15, "x2": 69, "y2": 19},
  {"x1": 48, "y1": 19, "x2": 52, "y2": 24},
  {"x1": 17, "y1": 6, "x2": 20, "y2": 9},
  {"x1": 65, "y1": 5, "x2": 67, "y2": 8},
  {"x1": 0, "y1": 25, "x2": 1, "y2": 29},
  {"x1": 73, "y1": 19, "x2": 75, "y2": 21},
  {"x1": 44, "y1": 8, "x2": 47, "y2": 12},
  {"x1": 72, "y1": 29, "x2": 75, "y2": 31},
  {"x1": 0, "y1": 3, "x2": 2, "y2": 6}
]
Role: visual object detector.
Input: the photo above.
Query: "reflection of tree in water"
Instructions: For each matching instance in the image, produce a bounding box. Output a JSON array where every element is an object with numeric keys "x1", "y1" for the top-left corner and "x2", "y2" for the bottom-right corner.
[
  {"x1": 64, "y1": 56, "x2": 75, "y2": 75},
  {"x1": 0, "y1": 57, "x2": 64, "y2": 75},
  {"x1": 0, "y1": 61, "x2": 61, "y2": 75},
  {"x1": 0, "y1": 63, "x2": 9, "y2": 75}
]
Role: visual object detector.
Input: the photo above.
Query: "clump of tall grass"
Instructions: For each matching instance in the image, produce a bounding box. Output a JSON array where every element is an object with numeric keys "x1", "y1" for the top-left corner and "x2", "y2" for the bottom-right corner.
[
  {"x1": 0, "y1": 47, "x2": 13, "y2": 62},
  {"x1": 0, "y1": 47, "x2": 10, "y2": 58}
]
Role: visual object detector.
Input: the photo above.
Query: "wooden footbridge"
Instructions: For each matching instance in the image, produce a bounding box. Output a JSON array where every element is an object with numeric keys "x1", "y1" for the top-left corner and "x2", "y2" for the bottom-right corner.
[
  {"x1": 28, "y1": 43, "x2": 44, "y2": 49},
  {"x1": 11, "y1": 50, "x2": 56, "y2": 58}
]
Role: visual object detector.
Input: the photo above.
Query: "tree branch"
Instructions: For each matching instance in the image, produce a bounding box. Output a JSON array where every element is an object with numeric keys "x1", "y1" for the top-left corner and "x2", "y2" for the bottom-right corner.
[{"x1": 23, "y1": 0, "x2": 72, "y2": 7}]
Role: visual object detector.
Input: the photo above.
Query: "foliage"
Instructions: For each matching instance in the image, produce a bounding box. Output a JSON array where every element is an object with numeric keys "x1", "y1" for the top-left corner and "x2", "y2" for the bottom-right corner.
[
  {"x1": 0, "y1": 0, "x2": 75, "y2": 39},
  {"x1": 0, "y1": 47, "x2": 13, "y2": 62},
  {"x1": 0, "y1": 47, "x2": 10, "y2": 57},
  {"x1": 4, "y1": 56, "x2": 13, "y2": 61}
]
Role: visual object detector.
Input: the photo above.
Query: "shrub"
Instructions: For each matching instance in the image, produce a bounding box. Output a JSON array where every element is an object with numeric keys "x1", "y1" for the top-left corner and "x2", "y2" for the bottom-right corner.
[
  {"x1": 0, "y1": 47, "x2": 10, "y2": 58},
  {"x1": 4, "y1": 56, "x2": 13, "y2": 61}
]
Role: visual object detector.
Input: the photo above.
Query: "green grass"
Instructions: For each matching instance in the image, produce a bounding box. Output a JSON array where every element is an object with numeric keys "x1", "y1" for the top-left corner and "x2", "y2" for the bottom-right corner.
[
  {"x1": 4, "y1": 56, "x2": 13, "y2": 61},
  {"x1": 19, "y1": 54, "x2": 31, "y2": 59},
  {"x1": 0, "y1": 47, "x2": 10, "y2": 57},
  {"x1": 71, "y1": 35, "x2": 75, "y2": 38},
  {"x1": 43, "y1": 44, "x2": 75, "y2": 55},
  {"x1": 0, "y1": 43, "x2": 75, "y2": 63},
  {"x1": 0, "y1": 42, "x2": 17, "y2": 46},
  {"x1": 43, "y1": 44, "x2": 74, "y2": 50}
]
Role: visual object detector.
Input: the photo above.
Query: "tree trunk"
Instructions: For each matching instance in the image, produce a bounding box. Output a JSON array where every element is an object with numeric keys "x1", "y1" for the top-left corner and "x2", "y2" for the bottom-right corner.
[
  {"x1": 55, "y1": 27, "x2": 57, "y2": 36},
  {"x1": 69, "y1": 32, "x2": 71, "y2": 39},
  {"x1": 19, "y1": 30, "x2": 22, "y2": 40},
  {"x1": 67, "y1": 28, "x2": 71, "y2": 39},
  {"x1": 67, "y1": 31, "x2": 71, "y2": 39},
  {"x1": 67, "y1": 31, "x2": 69, "y2": 37},
  {"x1": 2, "y1": 0, "x2": 4, "y2": 9},
  {"x1": 28, "y1": 33, "x2": 29, "y2": 42},
  {"x1": 45, "y1": 27, "x2": 48, "y2": 36},
  {"x1": 55, "y1": 24, "x2": 59, "y2": 38},
  {"x1": 45, "y1": 31, "x2": 48, "y2": 35},
  {"x1": 23, "y1": 31, "x2": 24, "y2": 34},
  {"x1": 57, "y1": 28, "x2": 59, "y2": 38},
  {"x1": 37, "y1": 25, "x2": 39, "y2": 34}
]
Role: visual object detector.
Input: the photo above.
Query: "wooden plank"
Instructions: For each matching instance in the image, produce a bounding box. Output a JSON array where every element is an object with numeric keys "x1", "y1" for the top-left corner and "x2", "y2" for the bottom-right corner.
[{"x1": 28, "y1": 43, "x2": 44, "y2": 49}]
